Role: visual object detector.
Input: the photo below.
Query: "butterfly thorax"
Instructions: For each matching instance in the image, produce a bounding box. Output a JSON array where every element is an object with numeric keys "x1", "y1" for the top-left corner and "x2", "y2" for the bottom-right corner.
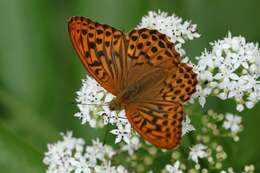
[
  {"x1": 109, "y1": 68, "x2": 166, "y2": 111},
  {"x1": 109, "y1": 85, "x2": 141, "y2": 111}
]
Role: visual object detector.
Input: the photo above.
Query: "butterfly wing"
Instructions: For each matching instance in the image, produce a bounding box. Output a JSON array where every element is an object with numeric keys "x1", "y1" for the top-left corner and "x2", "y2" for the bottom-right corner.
[
  {"x1": 126, "y1": 101, "x2": 183, "y2": 148},
  {"x1": 127, "y1": 28, "x2": 181, "y2": 66},
  {"x1": 162, "y1": 63, "x2": 198, "y2": 103},
  {"x1": 68, "y1": 16, "x2": 128, "y2": 95},
  {"x1": 124, "y1": 28, "x2": 197, "y2": 148},
  {"x1": 125, "y1": 28, "x2": 181, "y2": 86},
  {"x1": 125, "y1": 64, "x2": 197, "y2": 148}
]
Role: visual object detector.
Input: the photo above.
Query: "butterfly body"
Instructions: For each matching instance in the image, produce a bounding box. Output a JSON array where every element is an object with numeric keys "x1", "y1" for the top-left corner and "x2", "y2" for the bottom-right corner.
[
  {"x1": 109, "y1": 67, "x2": 166, "y2": 111},
  {"x1": 68, "y1": 16, "x2": 198, "y2": 149}
]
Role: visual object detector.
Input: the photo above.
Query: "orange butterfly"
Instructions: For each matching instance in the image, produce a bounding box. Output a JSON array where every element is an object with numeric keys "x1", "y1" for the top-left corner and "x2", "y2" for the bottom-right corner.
[{"x1": 68, "y1": 16, "x2": 197, "y2": 149}]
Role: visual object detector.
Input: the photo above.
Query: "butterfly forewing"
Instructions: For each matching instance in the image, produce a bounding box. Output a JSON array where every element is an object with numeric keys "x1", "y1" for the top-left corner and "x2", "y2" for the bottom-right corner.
[
  {"x1": 68, "y1": 16, "x2": 128, "y2": 95},
  {"x1": 126, "y1": 29, "x2": 181, "y2": 74}
]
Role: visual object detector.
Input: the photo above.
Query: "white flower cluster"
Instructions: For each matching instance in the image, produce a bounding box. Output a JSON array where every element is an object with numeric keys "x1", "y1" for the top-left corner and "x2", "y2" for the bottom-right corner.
[
  {"x1": 74, "y1": 75, "x2": 135, "y2": 145},
  {"x1": 137, "y1": 10, "x2": 200, "y2": 56},
  {"x1": 43, "y1": 132, "x2": 128, "y2": 173},
  {"x1": 194, "y1": 32, "x2": 260, "y2": 111}
]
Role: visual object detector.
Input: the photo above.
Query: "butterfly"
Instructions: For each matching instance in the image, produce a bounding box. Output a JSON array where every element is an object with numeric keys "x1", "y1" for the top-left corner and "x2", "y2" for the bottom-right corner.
[{"x1": 68, "y1": 16, "x2": 197, "y2": 149}]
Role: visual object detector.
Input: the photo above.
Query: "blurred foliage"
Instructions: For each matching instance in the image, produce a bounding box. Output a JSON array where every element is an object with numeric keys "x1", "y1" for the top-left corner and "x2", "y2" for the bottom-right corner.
[{"x1": 0, "y1": 0, "x2": 259, "y2": 172}]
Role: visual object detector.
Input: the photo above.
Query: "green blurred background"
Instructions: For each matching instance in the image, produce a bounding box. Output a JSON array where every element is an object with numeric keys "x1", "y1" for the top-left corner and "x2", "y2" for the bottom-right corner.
[{"x1": 0, "y1": 0, "x2": 260, "y2": 172}]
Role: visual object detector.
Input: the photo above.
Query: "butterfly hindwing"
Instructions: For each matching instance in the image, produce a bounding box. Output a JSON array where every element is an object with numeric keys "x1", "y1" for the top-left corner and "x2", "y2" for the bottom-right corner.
[
  {"x1": 68, "y1": 16, "x2": 128, "y2": 95},
  {"x1": 126, "y1": 101, "x2": 183, "y2": 149}
]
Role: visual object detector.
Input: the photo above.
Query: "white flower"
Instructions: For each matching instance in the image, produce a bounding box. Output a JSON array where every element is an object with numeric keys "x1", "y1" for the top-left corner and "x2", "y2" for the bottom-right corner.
[
  {"x1": 165, "y1": 161, "x2": 183, "y2": 173},
  {"x1": 194, "y1": 32, "x2": 260, "y2": 111},
  {"x1": 121, "y1": 136, "x2": 140, "y2": 155},
  {"x1": 188, "y1": 144, "x2": 208, "y2": 163},
  {"x1": 223, "y1": 113, "x2": 242, "y2": 133},
  {"x1": 182, "y1": 115, "x2": 195, "y2": 136},
  {"x1": 137, "y1": 10, "x2": 200, "y2": 57},
  {"x1": 110, "y1": 124, "x2": 131, "y2": 144}
]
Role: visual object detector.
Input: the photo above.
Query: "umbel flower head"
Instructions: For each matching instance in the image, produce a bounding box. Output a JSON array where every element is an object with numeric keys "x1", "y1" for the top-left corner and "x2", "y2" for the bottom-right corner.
[
  {"x1": 193, "y1": 32, "x2": 260, "y2": 111},
  {"x1": 43, "y1": 132, "x2": 128, "y2": 173}
]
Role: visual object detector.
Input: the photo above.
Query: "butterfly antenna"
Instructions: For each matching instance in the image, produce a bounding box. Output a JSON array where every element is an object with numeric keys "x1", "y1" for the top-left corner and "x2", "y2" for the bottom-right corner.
[
  {"x1": 70, "y1": 101, "x2": 109, "y2": 107},
  {"x1": 81, "y1": 103, "x2": 109, "y2": 106}
]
